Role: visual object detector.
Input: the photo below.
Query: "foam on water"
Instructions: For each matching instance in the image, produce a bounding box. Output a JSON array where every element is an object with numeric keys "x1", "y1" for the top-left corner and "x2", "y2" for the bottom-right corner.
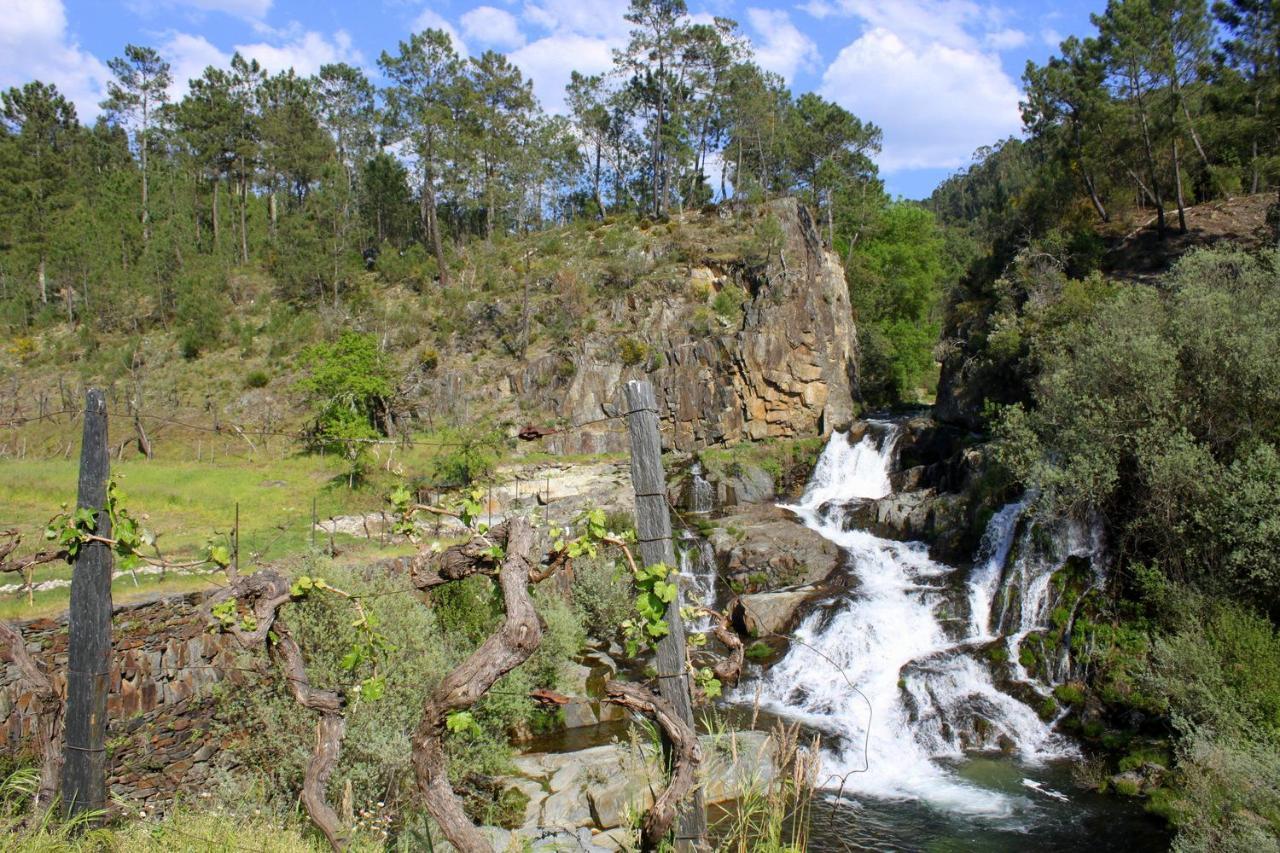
[{"x1": 735, "y1": 424, "x2": 1075, "y2": 817}]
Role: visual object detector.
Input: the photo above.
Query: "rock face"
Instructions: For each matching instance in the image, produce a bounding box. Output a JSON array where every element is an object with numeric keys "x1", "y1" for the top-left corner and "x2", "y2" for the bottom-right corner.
[
  {"x1": 707, "y1": 504, "x2": 842, "y2": 592},
  {"x1": 540, "y1": 199, "x2": 858, "y2": 453}
]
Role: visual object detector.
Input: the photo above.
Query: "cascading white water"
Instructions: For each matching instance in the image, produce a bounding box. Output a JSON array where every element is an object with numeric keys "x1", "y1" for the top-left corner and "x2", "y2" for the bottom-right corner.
[
  {"x1": 734, "y1": 424, "x2": 1074, "y2": 816},
  {"x1": 997, "y1": 515, "x2": 1105, "y2": 686},
  {"x1": 678, "y1": 530, "x2": 718, "y2": 632},
  {"x1": 686, "y1": 462, "x2": 715, "y2": 514},
  {"x1": 966, "y1": 496, "x2": 1031, "y2": 640}
]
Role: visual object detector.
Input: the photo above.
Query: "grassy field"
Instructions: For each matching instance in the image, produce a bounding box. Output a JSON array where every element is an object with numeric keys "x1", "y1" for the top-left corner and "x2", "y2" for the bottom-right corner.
[{"x1": 0, "y1": 423, "x2": 627, "y2": 621}]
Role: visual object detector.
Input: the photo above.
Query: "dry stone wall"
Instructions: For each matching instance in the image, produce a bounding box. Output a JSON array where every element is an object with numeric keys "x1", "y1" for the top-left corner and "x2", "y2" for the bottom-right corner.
[{"x1": 0, "y1": 593, "x2": 245, "y2": 808}]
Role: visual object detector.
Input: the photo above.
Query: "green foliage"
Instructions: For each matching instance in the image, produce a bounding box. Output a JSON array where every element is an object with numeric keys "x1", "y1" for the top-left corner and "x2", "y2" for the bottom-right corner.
[
  {"x1": 849, "y1": 202, "x2": 950, "y2": 405},
  {"x1": 618, "y1": 336, "x2": 650, "y2": 366},
  {"x1": 570, "y1": 554, "x2": 634, "y2": 642},
  {"x1": 296, "y1": 331, "x2": 394, "y2": 483},
  {"x1": 217, "y1": 557, "x2": 584, "y2": 820},
  {"x1": 426, "y1": 424, "x2": 505, "y2": 488},
  {"x1": 995, "y1": 248, "x2": 1280, "y2": 604},
  {"x1": 243, "y1": 368, "x2": 270, "y2": 389}
]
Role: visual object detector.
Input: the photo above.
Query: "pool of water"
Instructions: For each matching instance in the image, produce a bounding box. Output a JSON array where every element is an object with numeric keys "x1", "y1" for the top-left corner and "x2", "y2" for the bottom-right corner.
[{"x1": 793, "y1": 756, "x2": 1169, "y2": 852}]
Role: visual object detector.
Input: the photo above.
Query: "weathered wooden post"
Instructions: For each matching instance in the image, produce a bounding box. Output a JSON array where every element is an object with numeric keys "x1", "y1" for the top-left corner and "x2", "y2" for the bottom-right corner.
[
  {"x1": 62, "y1": 389, "x2": 112, "y2": 817},
  {"x1": 623, "y1": 379, "x2": 707, "y2": 851}
]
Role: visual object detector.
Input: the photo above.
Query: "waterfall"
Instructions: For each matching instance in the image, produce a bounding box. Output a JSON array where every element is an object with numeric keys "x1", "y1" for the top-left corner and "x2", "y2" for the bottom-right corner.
[
  {"x1": 678, "y1": 530, "x2": 718, "y2": 631},
  {"x1": 733, "y1": 423, "x2": 1076, "y2": 816},
  {"x1": 966, "y1": 496, "x2": 1031, "y2": 640},
  {"x1": 686, "y1": 462, "x2": 714, "y2": 514}
]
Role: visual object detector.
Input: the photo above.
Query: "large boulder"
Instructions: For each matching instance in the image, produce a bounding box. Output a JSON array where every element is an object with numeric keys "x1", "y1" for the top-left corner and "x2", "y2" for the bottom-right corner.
[{"x1": 706, "y1": 504, "x2": 842, "y2": 593}]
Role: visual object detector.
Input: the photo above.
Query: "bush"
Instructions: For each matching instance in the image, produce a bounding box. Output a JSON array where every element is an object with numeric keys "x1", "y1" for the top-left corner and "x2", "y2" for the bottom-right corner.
[
  {"x1": 711, "y1": 285, "x2": 747, "y2": 321},
  {"x1": 215, "y1": 557, "x2": 584, "y2": 824},
  {"x1": 244, "y1": 369, "x2": 270, "y2": 389},
  {"x1": 296, "y1": 331, "x2": 395, "y2": 483},
  {"x1": 618, "y1": 336, "x2": 649, "y2": 367},
  {"x1": 426, "y1": 424, "x2": 506, "y2": 488},
  {"x1": 570, "y1": 555, "x2": 633, "y2": 643}
]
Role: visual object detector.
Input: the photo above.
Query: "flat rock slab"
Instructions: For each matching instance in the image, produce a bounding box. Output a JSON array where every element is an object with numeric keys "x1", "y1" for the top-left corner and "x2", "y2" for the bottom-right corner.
[{"x1": 504, "y1": 730, "x2": 777, "y2": 840}]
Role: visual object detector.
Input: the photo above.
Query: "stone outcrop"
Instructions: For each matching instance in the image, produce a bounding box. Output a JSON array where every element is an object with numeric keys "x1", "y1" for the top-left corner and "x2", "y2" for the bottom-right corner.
[
  {"x1": 504, "y1": 730, "x2": 777, "y2": 843},
  {"x1": 536, "y1": 199, "x2": 858, "y2": 453}
]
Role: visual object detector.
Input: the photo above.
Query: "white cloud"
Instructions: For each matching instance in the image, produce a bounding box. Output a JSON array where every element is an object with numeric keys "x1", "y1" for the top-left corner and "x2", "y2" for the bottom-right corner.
[
  {"x1": 161, "y1": 31, "x2": 231, "y2": 97},
  {"x1": 410, "y1": 9, "x2": 469, "y2": 56},
  {"x1": 235, "y1": 29, "x2": 362, "y2": 77},
  {"x1": 508, "y1": 33, "x2": 614, "y2": 113},
  {"x1": 745, "y1": 8, "x2": 820, "y2": 82},
  {"x1": 461, "y1": 6, "x2": 526, "y2": 50},
  {"x1": 985, "y1": 28, "x2": 1028, "y2": 50},
  {"x1": 1041, "y1": 28, "x2": 1063, "y2": 48},
  {"x1": 521, "y1": 0, "x2": 631, "y2": 40},
  {"x1": 505, "y1": 0, "x2": 629, "y2": 113},
  {"x1": 125, "y1": 0, "x2": 272, "y2": 23},
  {"x1": 821, "y1": 26, "x2": 1022, "y2": 172},
  {"x1": 0, "y1": 0, "x2": 109, "y2": 120},
  {"x1": 799, "y1": 0, "x2": 838, "y2": 20}
]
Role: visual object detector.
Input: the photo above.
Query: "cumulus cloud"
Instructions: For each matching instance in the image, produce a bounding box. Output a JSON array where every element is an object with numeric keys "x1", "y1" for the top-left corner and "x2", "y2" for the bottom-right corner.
[
  {"x1": 503, "y1": 0, "x2": 629, "y2": 113},
  {"x1": 821, "y1": 26, "x2": 1022, "y2": 172},
  {"x1": 410, "y1": 9, "x2": 469, "y2": 56},
  {"x1": 1041, "y1": 28, "x2": 1063, "y2": 48},
  {"x1": 812, "y1": 0, "x2": 1026, "y2": 172},
  {"x1": 0, "y1": 0, "x2": 109, "y2": 120},
  {"x1": 521, "y1": 0, "x2": 631, "y2": 40},
  {"x1": 235, "y1": 29, "x2": 361, "y2": 77},
  {"x1": 160, "y1": 31, "x2": 231, "y2": 96},
  {"x1": 509, "y1": 33, "x2": 614, "y2": 113},
  {"x1": 745, "y1": 8, "x2": 820, "y2": 82},
  {"x1": 985, "y1": 28, "x2": 1028, "y2": 50},
  {"x1": 461, "y1": 6, "x2": 525, "y2": 50}
]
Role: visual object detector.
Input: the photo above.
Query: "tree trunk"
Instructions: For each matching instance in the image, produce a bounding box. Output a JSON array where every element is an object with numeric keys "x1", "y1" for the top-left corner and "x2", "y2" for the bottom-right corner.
[
  {"x1": 38, "y1": 256, "x2": 47, "y2": 304},
  {"x1": 411, "y1": 519, "x2": 540, "y2": 853},
  {"x1": 421, "y1": 173, "x2": 449, "y2": 288},
  {"x1": 239, "y1": 176, "x2": 250, "y2": 264},
  {"x1": 0, "y1": 621, "x2": 63, "y2": 812},
  {"x1": 212, "y1": 179, "x2": 221, "y2": 250},
  {"x1": 1173, "y1": 138, "x2": 1188, "y2": 233},
  {"x1": 140, "y1": 129, "x2": 150, "y2": 245}
]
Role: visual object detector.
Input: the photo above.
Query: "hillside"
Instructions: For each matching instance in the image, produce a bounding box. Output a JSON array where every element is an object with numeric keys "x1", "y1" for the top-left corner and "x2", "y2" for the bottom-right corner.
[{"x1": 3, "y1": 199, "x2": 855, "y2": 455}]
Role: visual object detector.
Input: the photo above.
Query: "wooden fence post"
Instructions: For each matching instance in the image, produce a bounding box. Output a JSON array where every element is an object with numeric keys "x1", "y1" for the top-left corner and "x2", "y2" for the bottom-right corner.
[
  {"x1": 623, "y1": 380, "x2": 707, "y2": 851},
  {"x1": 62, "y1": 389, "x2": 112, "y2": 817}
]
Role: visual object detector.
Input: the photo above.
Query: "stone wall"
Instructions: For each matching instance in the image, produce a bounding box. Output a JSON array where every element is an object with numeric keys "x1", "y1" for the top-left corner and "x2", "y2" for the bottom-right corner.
[{"x1": 0, "y1": 593, "x2": 244, "y2": 807}]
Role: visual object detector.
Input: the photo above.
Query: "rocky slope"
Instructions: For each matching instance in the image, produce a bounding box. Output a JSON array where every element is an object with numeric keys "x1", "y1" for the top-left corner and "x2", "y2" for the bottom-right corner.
[{"x1": 502, "y1": 198, "x2": 858, "y2": 454}]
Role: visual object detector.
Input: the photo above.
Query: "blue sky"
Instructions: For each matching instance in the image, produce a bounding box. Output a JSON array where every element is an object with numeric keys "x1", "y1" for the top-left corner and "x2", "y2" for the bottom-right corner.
[{"x1": 1, "y1": 0, "x2": 1105, "y2": 198}]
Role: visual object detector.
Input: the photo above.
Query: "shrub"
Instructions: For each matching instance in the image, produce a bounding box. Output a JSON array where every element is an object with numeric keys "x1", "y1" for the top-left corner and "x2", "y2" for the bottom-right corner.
[
  {"x1": 215, "y1": 558, "x2": 584, "y2": 823},
  {"x1": 711, "y1": 285, "x2": 747, "y2": 321},
  {"x1": 296, "y1": 331, "x2": 395, "y2": 484},
  {"x1": 570, "y1": 555, "x2": 633, "y2": 643},
  {"x1": 426, "y1": 424, "x2": 506, "y2": 488},
  {"x1": 243, "y1": 369, "x2": 270, "y2": 389},
  {"x1": 618, "y1": 337, "x2": 649, "y2": 366}
]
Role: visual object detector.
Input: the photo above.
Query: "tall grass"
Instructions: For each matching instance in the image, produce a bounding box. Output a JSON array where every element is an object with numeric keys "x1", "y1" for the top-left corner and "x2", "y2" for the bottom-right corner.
[{"x1": 711, "y1": 721, "x2": 822, "y2": 853}]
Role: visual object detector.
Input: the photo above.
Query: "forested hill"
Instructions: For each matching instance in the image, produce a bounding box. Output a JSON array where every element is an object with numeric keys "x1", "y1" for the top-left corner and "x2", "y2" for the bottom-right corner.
[
  {"x1": 913, "y1": 3, "x2": 1280, "y2": 851},
  {"x1": 0, "y1": 3, "x2": 954, "y2": 438}
]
